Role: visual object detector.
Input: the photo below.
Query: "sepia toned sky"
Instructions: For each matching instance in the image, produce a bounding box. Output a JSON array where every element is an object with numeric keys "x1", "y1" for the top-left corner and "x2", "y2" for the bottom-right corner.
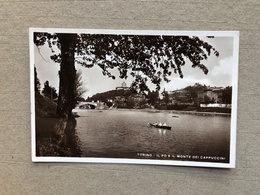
[{"x1": 34, "y1": 35, "x2": 235, "y2": 99}]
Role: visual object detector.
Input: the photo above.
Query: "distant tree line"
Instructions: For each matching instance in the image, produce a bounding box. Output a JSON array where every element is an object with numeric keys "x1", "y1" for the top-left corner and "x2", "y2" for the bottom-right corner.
[
  {"x1": 42, "y1": 81, "x2": 58, "y2": 100},
  {"x1": 85, "y1": 82, "x2": 232, "y2": 110},
  {"x1": 34, "y1": 67, "x2": 87, "y2": 117}
]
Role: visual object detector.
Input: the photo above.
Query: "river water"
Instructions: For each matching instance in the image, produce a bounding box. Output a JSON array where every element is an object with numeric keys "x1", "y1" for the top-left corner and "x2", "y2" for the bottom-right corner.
[{"x1": 74, "y1": 109, "x2": 230, "y2": 163}]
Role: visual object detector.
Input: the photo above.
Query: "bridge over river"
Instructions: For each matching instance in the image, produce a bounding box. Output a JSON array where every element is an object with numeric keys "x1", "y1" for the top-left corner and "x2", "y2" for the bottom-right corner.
[
  {"x1": 77, "y1": 101, "x2": 114, "y2": 109},
  {"x1": 77, "y1": 101, "x2": 98, "y2": 109}
]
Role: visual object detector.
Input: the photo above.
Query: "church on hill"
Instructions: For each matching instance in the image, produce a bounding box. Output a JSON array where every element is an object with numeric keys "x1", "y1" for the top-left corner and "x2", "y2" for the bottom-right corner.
[{"x1": 115, "y1": 81, "x2": 130, "y2": 91}]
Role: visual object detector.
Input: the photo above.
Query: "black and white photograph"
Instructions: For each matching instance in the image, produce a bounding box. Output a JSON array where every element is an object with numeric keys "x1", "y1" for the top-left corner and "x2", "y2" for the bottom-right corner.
[{"x1": 30, "y1": 28, "x2": 239, "y2": 168}]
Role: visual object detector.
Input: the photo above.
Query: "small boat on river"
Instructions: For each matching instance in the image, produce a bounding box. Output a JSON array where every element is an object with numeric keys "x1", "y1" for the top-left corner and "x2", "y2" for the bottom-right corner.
[{"x1": 149, "y1": 123, "x2": 172, "y2": 130}]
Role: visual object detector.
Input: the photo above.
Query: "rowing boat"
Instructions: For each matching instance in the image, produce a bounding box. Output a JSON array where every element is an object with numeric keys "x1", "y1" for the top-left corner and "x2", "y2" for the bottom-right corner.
[{"x1": 149, "y1": 123, "x2": 172, "y2": 130}]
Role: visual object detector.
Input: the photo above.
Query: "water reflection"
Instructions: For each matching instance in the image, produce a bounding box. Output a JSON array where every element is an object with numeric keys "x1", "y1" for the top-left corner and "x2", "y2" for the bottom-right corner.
[
  {"x1": 158, "y1": 129, "x2": 167, "y2": 136},
  {"x1": 36, "y1": 109, "x2": 231, "y2": 163},
  {"x1": 75, "y1": 109, "x2": 230, "y2": 163},
  {"x1": 63, "y1": 118, "x2": 82, "y2": 157}
]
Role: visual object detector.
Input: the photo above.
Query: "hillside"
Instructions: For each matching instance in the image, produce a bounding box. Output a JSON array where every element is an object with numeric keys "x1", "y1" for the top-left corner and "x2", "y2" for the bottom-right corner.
[
  {"x1": 88, "y1": 89, "x2": 132, "y2": 101},
  {"x1": 35, "y1": 93, "x2": 57, "y2": 118}
]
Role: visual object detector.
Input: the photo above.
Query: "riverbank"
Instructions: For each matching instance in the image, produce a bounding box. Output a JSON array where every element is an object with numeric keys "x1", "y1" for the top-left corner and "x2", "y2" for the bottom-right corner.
[
  {"x1": 115, "y1": 106, "x2": 231, "y2": 116},
  {"x1": 36, "y1": 117, "x2": 82, "y2": 157},
  {"x1": 170, "y1": 110, "x2": 231, "y2": 117},
  {"x1": 35, "y1": 93, "x2": 82, "y2": 157},
  {"x1": 74, "y1": 107, "x2": 231, "y2": 118},
  {"x1": 147, "y1": 108, "x2": 231, "y2": 117}
]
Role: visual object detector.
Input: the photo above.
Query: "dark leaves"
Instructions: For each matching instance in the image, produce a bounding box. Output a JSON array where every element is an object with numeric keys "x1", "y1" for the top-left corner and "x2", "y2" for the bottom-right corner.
[
  {"x1": 34, "y1": 32, "x2": 219, "y2": 93},
  {"x1": 50, "y1": 54, "x2": 61, "y2": 63}
]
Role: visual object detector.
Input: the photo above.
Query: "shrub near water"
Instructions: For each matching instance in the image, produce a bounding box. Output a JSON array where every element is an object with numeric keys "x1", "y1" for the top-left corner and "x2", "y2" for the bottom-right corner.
[
  {"x1": 35, "y1": 93, "x2": 81, "y2": 157},
  {"x1": 35, "y1": 93, "x2": 57, "y2": 118},
  {"x1": 36, "y1": 117, "x2": 63, "y2": 156},
  {"x1": 36, "y1": 117, "x2": 81, "y2": 157}
]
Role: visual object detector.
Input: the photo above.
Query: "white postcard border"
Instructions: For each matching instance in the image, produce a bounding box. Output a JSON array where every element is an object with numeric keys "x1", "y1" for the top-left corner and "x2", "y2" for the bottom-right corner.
[{"x1": 30, "y1": 28, "x2": 239, "y2": 168}]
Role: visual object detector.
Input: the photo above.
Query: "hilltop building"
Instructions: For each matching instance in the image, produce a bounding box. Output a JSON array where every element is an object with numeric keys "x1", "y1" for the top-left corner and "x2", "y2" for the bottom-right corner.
[
  {"x1": 198, "y1": 87, "x2": 224, "y2": 103},
  {"x1": 116, "y1": 81, "x2": 130, "y2": 91},
  {"x1": 114, "y1": 82, "x2": 147, "y2": 108},
  {"x1": 167, "y1": 85, "x2": 229, "y2": 106}
]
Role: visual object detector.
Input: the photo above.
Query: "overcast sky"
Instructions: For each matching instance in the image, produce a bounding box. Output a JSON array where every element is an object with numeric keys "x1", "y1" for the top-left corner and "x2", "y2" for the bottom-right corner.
[{"x1": 34, "y1": 34, "x2": 235, "y2": 99}]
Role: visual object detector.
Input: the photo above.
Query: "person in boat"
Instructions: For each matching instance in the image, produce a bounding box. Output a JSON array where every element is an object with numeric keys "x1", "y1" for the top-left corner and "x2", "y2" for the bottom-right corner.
[
  {"x1": 153, "y1": 122, "x2": 158, "y2": 126},
  {"x1": 159, "y1": 122, "x2": 162, "y2": 126},
  {"x1": 163, "y1": 123, "x2": 167, "y2": 126}
]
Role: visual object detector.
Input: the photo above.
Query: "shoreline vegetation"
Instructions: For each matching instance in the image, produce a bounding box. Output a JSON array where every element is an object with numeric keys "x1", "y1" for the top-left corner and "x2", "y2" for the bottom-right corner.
[
  {"x1": 35, "y1": 93, "x2": 231, "y2": 157},
  {"x1": 35, "y1": 93, "x2": 81, "y2": 157},
  {"x1": 106, "y1": 107, "x2": 231, "y2": 117}
]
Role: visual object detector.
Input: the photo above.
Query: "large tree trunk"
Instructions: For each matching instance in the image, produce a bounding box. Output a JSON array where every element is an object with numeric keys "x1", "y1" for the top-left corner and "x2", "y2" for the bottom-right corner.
[{"x1": 56, "y1": 33, "x2": 77, "y2": 119}]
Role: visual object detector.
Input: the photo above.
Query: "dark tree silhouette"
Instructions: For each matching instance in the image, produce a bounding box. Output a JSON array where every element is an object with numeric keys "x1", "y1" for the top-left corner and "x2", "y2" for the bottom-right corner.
[
  {"x1": 161, "y1": 89, "x2": 170, "y2": 105},
  {"x1": 42, "y1": 81, "x2": 58, "y2": 100},
  {"x1": 222, "y1": 86, "x2": 232, "y2": 104},
  {"x1": 34, "y1": 32, "x2": 219, "y2": 118},
  {"x1": 34, "y1": 67, "x2": 41, "y2": 93},
  {"x1": 204, "y1": 95, "x2": 212, "y2": 104},
  {"x1": 147, "y1": 90, "x2": 159, "y2": 106}
]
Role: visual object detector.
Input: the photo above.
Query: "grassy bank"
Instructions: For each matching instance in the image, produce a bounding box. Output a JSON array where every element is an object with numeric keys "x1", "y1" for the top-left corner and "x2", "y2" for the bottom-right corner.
[
  {"x1": 35, "y1": 93, "x2": 81, "y2": 157},
  {"x1": 35, "y1": 93, "x2": 57, "y2": 118},
  {"x1": 36, "y1": 117, "x2": 81, "y2": 157}
]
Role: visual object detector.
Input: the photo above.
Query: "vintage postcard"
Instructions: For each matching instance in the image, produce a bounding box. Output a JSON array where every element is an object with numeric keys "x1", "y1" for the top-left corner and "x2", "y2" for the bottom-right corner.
[{"x1": 30, "y1": 28, "x2": 239, "y2": 168}]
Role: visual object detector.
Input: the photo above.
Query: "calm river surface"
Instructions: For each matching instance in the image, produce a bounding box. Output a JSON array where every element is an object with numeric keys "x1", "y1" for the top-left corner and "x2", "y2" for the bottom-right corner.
[{"x1": 74, "y1": 109, "x2": 230, "y2": 163}]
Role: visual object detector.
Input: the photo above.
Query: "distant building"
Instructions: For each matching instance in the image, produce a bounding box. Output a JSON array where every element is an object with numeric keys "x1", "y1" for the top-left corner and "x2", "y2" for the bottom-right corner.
[
  {"x1": 116, "y1": 81, "x2": 130, "y2": 91},
  {"x1": 198, "y1": 87, "x2": 223, "y2": 103},
  {"x1": 114, "y1": 82, "x2": 147, "y2": 108},
  {"x1": 168, "y1": 85, "x2": 225, "y2": 105},
  {"x1": 128, "y1": 93, "x2": 147, "y2": 102},
  {"x1": 168, "y1": 89, "x2": 190, "y2": 104}
]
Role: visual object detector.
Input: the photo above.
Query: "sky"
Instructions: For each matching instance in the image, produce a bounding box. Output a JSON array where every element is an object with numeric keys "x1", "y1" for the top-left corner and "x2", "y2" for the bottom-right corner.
[{"x1": 34, "y1": 33, "x2": 235, "y2": 99}]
